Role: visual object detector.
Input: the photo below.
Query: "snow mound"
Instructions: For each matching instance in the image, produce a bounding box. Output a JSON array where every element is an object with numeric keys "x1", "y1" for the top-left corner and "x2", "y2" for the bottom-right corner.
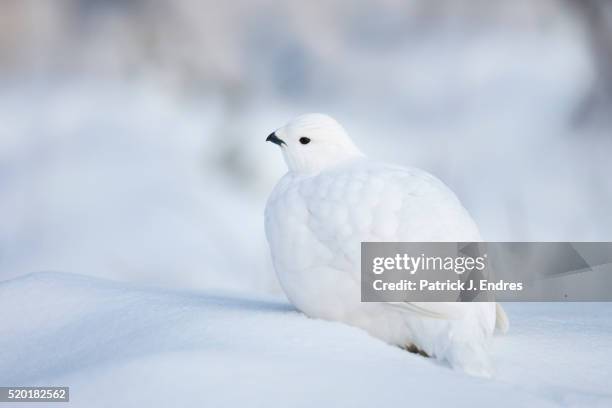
[{"x1": 1, "y1": 272, "x2": 611, "y2": 407}]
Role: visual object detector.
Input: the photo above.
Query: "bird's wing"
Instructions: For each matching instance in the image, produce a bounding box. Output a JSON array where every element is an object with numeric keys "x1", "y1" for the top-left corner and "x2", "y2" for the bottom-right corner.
[{"x1": 298, "y1": 160, "x2": 485, "y2": 320}]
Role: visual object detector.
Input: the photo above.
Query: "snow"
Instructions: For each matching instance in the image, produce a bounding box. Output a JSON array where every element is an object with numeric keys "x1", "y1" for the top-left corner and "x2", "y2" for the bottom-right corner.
[
  {"x1": 0, "y1": 80, "x2": 284, "y2": 293},
  {"x1": 1, "y1": 272, "x2": 611, "y2": 408}
]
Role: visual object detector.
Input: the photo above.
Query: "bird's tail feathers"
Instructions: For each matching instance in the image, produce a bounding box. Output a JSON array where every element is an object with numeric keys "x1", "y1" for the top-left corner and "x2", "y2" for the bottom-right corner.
[{"x1": 495, "y1": 303, "x2": 509, "y2": 334}]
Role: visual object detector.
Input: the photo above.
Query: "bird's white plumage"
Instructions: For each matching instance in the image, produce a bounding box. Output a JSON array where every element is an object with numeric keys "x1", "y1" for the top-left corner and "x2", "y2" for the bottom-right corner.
[{"x1": 264, "y1": 113, "x2": 507, "y2": 376}]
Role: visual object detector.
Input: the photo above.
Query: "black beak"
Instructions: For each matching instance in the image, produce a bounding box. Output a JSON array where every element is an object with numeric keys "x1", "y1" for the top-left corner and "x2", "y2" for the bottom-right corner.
[{"x1": 266, "y1": 132, "x2": 286, "y2": 146}]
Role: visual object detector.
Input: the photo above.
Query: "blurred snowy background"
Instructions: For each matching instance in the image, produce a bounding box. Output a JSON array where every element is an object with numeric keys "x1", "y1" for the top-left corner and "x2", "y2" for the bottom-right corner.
[{"x1": 1, "y1": 0, "x2": 611, "y2": 294}]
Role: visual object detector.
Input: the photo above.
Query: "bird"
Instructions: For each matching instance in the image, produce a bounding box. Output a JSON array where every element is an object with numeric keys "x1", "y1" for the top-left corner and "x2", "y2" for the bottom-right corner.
[{"x1": 264, "y1": 113, "x2": 508, "y2": 377}]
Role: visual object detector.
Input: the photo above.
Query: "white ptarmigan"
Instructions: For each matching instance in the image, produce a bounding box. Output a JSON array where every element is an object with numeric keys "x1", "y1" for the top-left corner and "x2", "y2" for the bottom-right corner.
[{"x1": 264, "y1": 113, "x2": 508, "y2": 376}]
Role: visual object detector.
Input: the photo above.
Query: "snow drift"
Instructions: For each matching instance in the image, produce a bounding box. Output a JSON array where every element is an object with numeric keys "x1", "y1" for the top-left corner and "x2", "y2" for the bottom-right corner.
[{"x1": 1, "y1": 272, "x2": 610, "y2": 407}]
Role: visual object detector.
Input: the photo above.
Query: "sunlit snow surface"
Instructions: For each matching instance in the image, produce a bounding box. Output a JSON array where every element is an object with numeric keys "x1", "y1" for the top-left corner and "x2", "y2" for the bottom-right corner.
[{"x1": 1, "y1": 272, "x2": 610, "y2": 408}]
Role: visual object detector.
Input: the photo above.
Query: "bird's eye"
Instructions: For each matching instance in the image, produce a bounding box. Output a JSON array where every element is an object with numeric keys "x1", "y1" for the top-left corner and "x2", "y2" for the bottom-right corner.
[{"x1": 299, "y1": 137, "x2": 311, "y2": 145}]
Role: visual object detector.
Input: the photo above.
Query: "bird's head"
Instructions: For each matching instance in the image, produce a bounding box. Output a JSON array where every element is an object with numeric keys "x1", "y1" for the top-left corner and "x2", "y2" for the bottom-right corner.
[{"x1": 266, "y1": 113, "x2": 364, "y2": 175}]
